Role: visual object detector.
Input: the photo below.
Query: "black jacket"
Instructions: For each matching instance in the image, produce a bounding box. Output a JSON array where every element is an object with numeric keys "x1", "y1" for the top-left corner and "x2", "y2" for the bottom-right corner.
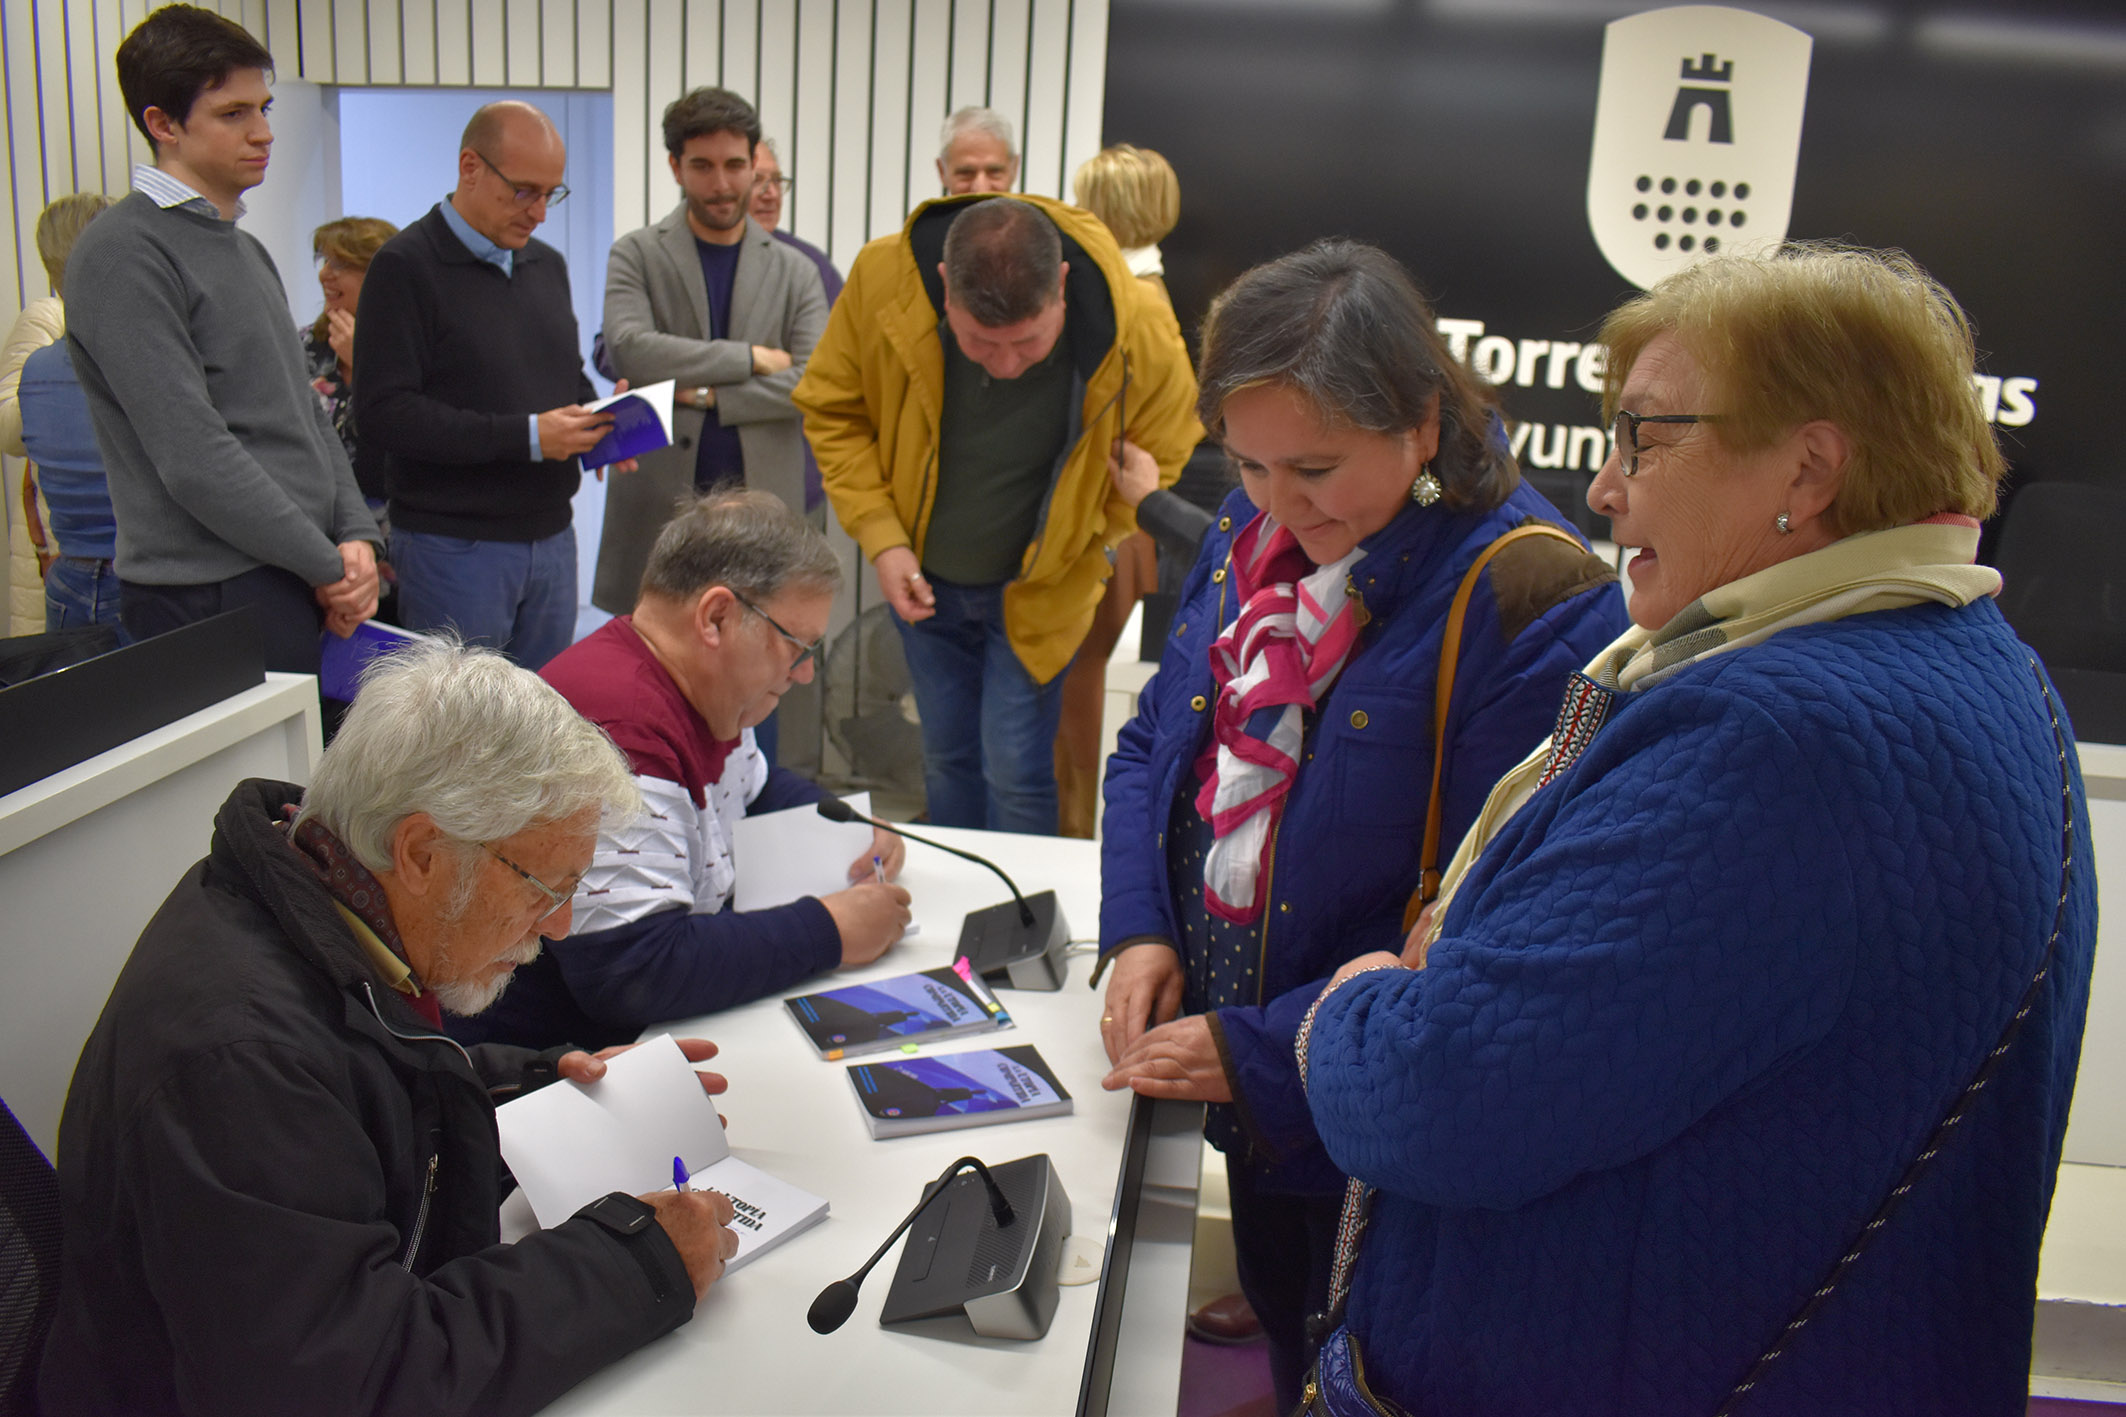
[{"x1": 38, "y1": 780, "x2": 694, "y2": 1416}]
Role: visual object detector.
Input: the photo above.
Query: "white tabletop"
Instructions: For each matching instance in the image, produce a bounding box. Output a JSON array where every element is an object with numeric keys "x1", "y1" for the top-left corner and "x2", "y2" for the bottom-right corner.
[{"x1": 539, "y1": 823, "x2": 1182, "y2": 1416}]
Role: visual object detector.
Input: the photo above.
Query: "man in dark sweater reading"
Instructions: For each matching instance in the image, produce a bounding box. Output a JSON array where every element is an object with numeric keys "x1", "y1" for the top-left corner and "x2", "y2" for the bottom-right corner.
[
  {"x1": 66, "y1": 4, "x2": 381, "y2": 671},
  {"x1": 449, "y1": 489, "x2": 913, "y2": 1051},
  {"x1": 355, "y1": 100, "x2": 628, "y2": 670}
]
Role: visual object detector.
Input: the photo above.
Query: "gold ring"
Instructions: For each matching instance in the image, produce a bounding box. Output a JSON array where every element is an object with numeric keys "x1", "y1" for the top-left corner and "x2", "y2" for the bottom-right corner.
[{"x1": 1101, "y1": 1015, "x2": 1113, "y2": 1023}]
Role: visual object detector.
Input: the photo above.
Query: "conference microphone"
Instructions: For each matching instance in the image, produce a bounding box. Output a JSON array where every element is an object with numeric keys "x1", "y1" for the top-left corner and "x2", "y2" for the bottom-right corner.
[
  {"x1": 815, "y1": 795, "x2": 1074, "y2": 990},
  {"x1": 815, "y1": 795, "x2": 1033, "y2": 926},
  {"x1": 808, "y1": 1155, "x2": 1014, "y2": 1335}
]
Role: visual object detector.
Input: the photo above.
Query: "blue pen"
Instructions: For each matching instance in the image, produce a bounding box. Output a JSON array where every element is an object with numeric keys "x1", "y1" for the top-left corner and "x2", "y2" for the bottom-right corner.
[
  {"x1": 872, "y1": 854, "x2": 885, "y2": 886},
  {"x1": 672, "y1": 1156, "x2": 690, "y2": 1193}
]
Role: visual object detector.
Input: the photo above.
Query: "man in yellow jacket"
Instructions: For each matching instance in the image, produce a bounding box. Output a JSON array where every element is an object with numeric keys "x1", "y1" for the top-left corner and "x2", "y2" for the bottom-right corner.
[{"x1": 796, "y1": 194, "x2": 1199, "y2": 833}]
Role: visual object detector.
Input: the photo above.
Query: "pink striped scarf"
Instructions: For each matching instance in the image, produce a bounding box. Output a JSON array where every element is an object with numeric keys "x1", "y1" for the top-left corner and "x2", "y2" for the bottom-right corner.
[{"x1": 1193, "y1": 514, "x2": 1366, "y2": 922}]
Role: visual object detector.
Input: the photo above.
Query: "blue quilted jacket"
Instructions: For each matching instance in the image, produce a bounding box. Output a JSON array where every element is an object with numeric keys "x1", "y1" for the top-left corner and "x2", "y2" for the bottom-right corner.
[
  {"x1": 1306, "y1": 598, "x2": 2097, "y2": 1416},
  {"x1": 1100, "y1": 484, "x2": 1630, "y2": 1192}
]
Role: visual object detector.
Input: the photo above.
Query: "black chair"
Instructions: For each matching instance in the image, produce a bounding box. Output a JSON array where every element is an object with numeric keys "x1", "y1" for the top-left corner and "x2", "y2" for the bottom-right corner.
[
  {"x1": 0, "y1": 1100, "x2": 60, "y2": 1417},
  {"x1": 1993, "y1": 480, "x2": 2126, "y2": 744}
]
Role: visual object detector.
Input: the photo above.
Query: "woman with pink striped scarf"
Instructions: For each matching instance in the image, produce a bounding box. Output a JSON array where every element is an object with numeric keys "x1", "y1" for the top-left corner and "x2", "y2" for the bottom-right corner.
[{"x1": 1092, "y1": 240, "x2": 1630, "y2": 1410}]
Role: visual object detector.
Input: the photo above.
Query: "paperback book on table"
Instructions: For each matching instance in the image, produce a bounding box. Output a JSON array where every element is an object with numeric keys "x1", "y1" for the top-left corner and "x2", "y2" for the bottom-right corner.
[
  {"x1": 495, "y1": 1034, "x2": 826, "y2": 1271},
  {"x1": 846, "y1": 1044, "x2": 1073, "y2": 1139},
  {"x1": 785, "y1": 959, "x2": 1011, "y2": 1060}
]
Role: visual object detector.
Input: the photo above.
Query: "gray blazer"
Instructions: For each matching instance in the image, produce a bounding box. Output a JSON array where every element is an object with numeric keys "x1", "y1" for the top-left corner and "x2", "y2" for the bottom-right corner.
[{"x1": 595, "y1": 207, "x2": 829, "y2": 612}]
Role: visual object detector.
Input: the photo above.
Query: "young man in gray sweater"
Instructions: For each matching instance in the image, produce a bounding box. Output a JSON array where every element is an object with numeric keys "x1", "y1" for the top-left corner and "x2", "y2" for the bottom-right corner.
[{"x1": 65, "y1": 4, "x2": 379, "y2": 674}]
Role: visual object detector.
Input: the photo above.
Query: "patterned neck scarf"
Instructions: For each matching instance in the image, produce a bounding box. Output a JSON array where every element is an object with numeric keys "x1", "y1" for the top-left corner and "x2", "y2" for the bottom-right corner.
[
  {"x1": 280, "y1": 809, "x2": 442, "y2": 1027},
  {"x1": 1193, "y1": 513, "x2": 1367, "y2": 922},
  {"x1": 1418, "y1": 516, "x2": 2000, "y2": 956}
]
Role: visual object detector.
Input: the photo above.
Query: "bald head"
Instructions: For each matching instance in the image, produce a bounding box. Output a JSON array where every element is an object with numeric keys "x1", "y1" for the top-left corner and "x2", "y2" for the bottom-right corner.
[
  {"x1": 460, "y1": 100, "x2": 559, "y2": 157},
  {"x1": 452, "y1": 101, "x2": 567, "y2": 250}
]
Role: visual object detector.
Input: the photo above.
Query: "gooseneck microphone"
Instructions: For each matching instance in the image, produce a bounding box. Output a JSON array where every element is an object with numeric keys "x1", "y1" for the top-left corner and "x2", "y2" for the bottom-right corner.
[
  {"x1": 807, "y1": 1155, "x2": 1015, "y2": 1335},
  {"x1": 816, "y1": 795, "x2": 1035, "y2": 927}
]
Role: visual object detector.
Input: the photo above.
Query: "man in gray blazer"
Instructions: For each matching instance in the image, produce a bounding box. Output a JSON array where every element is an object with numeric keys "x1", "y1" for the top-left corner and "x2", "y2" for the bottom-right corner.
[{"x1": 595, "y1": 87, "x2": 828, "y2": 614}]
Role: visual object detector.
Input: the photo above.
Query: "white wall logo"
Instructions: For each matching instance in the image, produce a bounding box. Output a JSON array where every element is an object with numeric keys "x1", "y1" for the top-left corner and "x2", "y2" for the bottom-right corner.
[{"x1": 1586, "y1": 6, "x2": 1813, "y2": 291}]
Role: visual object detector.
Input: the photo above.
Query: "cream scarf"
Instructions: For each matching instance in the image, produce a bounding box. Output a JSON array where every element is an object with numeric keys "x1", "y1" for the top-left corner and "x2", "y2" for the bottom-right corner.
[{"x1": 1416, "y1": 518, "x2": 2001, "y2": 956}]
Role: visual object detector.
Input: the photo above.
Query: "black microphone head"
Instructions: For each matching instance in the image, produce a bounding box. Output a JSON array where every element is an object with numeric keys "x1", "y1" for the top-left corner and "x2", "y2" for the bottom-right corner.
[
  {"x1": 816, "y1": 796, "x2": 859, "y2": 825},
  {"x1": 808, "y1": 1279, "x2": 861, "y2": 1333}
]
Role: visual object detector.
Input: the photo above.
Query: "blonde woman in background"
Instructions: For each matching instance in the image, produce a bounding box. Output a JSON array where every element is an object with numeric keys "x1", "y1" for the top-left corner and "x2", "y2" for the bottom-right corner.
[
  {"x1": 305, "y1": 216, "x2": 400, "y2": 518},
  {"x1": 1, "y1": 194, "x2": 116, "y2": 635},
  {"x1": 1053, "y1": 144, "x2": 1185, "y2": 836}
]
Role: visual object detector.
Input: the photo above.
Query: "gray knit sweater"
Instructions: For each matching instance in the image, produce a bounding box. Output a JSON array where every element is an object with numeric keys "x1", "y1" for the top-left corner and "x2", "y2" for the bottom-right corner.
[{"x1": 65, "y1": 191, "x2": 376, "y2": 587}]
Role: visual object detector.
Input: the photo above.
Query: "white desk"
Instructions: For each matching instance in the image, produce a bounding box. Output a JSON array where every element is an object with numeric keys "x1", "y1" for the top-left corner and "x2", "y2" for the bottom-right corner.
[
  {"x1": 0, "y1": 672, "x2": 321, "y2": 1156},
  {"x1": 539, "y1": 826, "x2": 1199, "y2": 1417}
]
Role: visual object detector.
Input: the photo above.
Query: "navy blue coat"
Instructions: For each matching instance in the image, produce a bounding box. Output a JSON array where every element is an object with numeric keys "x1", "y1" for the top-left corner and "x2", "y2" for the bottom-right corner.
[
  {"x1": 1100, "y1": 484, "x2": 1631, "y2": 1192},
  {"x1": 1306, "y1": 599, "x2": 2097, "y2": 1415}
]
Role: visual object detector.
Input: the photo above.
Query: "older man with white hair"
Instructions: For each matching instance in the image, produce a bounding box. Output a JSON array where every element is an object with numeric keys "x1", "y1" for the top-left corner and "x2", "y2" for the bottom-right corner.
[
  {"x1": 40, "y1": 642, "x2": 738, "y2": 1417},
  {"x1": 938, "y1": 105, "x2": 1019, "y2": 193}
]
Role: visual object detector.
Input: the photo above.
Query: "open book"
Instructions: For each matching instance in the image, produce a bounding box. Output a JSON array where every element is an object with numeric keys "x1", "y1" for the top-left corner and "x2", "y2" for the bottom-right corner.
[
  {"x1": 580, "y1": 379, "x2": 676, "y2": 468},
  {"x1": 495, "y1": 1034, "x2": 827, "y2": 1271}
]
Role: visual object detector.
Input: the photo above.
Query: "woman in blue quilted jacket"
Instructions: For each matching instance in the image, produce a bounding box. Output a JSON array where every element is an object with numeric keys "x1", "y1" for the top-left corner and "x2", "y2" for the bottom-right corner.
[
  {"x1": 1093, "y1": 240, "x2": 1630, "y2": 1410},
  {"x1": 1298, "y1": 245, "x2": 2098, "y2": 1417}
]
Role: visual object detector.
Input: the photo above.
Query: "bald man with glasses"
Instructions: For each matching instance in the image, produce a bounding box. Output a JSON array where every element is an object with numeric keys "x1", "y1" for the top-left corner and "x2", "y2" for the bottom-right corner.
[
  {"x1": 355, "y1": 99, "x2": 631, "y2": 671},
  {"x1": 448, "y1": 488, "x2": 913, "y2": 1054}
]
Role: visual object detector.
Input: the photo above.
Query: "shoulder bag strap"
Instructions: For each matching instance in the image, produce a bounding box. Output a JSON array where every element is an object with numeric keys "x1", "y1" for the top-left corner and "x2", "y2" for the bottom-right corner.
[
  {"x1": 1409, "y1": 522, "x2": 1584, "y2": 922},
  {"x1": 1716, "y1": 657, "x2": 2076, "y2": 1413}
]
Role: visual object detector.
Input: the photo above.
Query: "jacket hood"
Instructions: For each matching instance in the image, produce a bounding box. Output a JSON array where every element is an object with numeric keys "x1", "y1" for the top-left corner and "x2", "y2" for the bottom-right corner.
[
  {"x1": 901, "y1": 192, "x2": 1125, "y2": 383},
  {"x1": 208, "y1": 779, "x2": 413, "y2": 1012}
]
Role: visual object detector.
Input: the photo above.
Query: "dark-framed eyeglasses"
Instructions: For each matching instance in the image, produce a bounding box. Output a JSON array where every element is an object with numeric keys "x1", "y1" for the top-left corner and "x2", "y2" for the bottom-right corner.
[
  {"x1": 732, "y1": 589, "x2": 824, "y2": 670},
  {"x1": 755, "y1": 172, "x2": 793, "y2": 193},
  {"x1": 474, "y1": 150, "x2": 570, "y2": 208},
  {"x1": 482, "y1": 842, "x2": 576, "y2": 922},
  {"x1": 1611, "y1": 409, "x2": 1719, "y2": 478}
]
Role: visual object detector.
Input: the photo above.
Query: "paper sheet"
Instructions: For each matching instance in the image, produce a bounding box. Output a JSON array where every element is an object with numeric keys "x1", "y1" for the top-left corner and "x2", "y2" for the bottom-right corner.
[
  {"x1": 732, "y1": 791, "x2": 897, "y2": 914},
  {"x1": 495, "y1": 1033, "x2": 728, "y2": 1229}
]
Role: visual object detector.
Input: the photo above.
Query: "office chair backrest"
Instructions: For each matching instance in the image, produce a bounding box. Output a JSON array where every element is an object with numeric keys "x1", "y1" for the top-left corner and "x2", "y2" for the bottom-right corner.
[{"x1": 0, "y1": 1098, "x2": 61, "y2": 1417}]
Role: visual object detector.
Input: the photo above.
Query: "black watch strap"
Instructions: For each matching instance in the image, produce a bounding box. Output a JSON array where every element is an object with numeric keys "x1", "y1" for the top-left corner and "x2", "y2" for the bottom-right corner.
[
  {"x1": 580, "y1": 1191, "x2": 657, "y2": 1238},
  {"x1": 576, "y1": 1192, "x2": 679, "y2": 1302}
]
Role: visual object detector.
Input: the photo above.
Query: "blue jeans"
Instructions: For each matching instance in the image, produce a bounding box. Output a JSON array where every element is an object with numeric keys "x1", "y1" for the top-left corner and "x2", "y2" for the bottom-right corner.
[
  {"x1": 392, "y1": 527, "x2": 577, "y2": 670},
  {"x1": 46, "y1": 557, "x2": 130, "y2": 643},
  {"x1": 893, "y1": 576, "x2": 1066, "y2": 834}
]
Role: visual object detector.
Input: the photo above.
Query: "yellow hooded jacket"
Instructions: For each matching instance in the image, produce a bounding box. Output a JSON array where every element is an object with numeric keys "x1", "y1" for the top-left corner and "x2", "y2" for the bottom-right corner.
[{"x1": 794, "y1": 193, "x2": 1202, "y2": 684}]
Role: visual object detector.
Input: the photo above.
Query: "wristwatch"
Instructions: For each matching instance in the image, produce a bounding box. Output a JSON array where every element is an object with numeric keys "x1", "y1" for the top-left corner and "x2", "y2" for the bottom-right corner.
[{"x1": 579, "y1": 1191, "x2": 658, "y2": 1237}]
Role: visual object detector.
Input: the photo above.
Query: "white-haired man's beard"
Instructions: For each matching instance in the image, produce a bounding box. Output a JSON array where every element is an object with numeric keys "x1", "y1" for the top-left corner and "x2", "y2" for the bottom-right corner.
[{"x1": 430, "y1": 934, "x2": 544, "y2": 1017}]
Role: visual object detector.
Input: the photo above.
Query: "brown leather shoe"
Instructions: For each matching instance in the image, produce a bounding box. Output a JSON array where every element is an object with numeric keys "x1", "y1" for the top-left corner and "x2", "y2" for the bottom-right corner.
[{"x1": 1186, "y1": 1291, "x2": 1264, "y2": 1345}]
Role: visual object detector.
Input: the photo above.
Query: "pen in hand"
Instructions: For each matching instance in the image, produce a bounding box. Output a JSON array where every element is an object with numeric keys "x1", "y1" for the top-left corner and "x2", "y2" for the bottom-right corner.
[
  {"x1": 673, "y1": 1156, "x2": 690, "y2": 1193},
  {"x1": 872, "y1": 854, "x2": 885, "y2": 887}
]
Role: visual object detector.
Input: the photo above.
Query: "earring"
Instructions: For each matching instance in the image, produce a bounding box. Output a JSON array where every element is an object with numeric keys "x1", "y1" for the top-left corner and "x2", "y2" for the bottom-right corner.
[
  {"x1": 1409, "y1": 464, "x2": 1442, "y2": 507},
  {"x1": 1775, "y1": 511, "x2": 1792, "y2": 535}
]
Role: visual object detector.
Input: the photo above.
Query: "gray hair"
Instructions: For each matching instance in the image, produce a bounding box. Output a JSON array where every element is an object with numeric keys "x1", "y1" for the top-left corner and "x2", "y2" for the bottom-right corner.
[
  {"x1": 939, "y1": 105, "x2": 1015, "y2": 163},
  {"x1": 295, "y1": 638, "x2": 640, "y2": 874},
  {"x1": 640, "y1": 487, "x2": 842, "y2": 604}
]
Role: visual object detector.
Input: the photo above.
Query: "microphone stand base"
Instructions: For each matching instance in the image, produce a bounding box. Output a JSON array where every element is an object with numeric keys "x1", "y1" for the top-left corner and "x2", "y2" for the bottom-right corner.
[
  {"x1": 955, "y1": 889, "x2": 1070, "y2": 991},
  {"x1": 879, "y1": 1153, "x2": 1072, "y2": 1340}
]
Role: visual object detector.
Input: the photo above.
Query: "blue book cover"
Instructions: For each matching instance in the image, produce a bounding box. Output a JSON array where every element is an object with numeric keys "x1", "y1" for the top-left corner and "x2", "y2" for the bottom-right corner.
[
  {"x1": 580, "y1": 380, "x2": 675, "y2": 468},
  {"x1": 847, "y1": 1045, "x2": 1071, "y2": 1139},
  {"x1": 785, "y1": 960, "x2": 1010, "y2": 1060},
  {"x1": 317, "y1": 619, "x2": 430, "y2": 702}
]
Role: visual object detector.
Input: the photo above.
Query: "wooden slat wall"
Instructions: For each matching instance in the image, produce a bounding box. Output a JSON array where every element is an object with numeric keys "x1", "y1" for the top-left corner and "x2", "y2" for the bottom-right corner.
[
  {"x1": 0, "y1": 0, "x2": 1108, "y2": 631},
  {"x1": 1, "y1": 0, "x2": 1107, "y2": 317}
]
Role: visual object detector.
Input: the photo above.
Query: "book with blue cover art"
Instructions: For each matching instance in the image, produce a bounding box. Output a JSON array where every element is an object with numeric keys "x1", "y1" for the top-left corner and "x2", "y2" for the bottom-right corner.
[
  {"x1": 846, "y1": 1044, "x2": 1072, "y2": 1139},
  {"x1": 786, "y1": 959, "x2": 1011, "y2": 1060}
]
